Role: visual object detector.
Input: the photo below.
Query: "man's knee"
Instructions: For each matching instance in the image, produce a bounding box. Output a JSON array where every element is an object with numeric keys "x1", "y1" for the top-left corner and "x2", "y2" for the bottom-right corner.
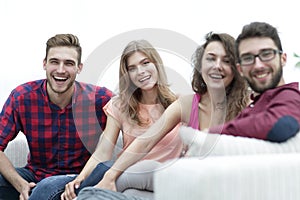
[{"x1": 30, "y1": 175, "x2": 76, "y2": 199}]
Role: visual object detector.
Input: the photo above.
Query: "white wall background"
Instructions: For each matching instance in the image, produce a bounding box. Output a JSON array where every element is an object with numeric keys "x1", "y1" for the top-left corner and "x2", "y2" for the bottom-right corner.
[{"x1": 1, "y1": 0, "x2": 299, "y2": 107}]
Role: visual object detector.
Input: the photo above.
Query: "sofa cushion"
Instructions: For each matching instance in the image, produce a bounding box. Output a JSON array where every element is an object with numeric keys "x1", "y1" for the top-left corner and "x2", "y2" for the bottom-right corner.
[
  {"x1": 154, "y1": 153, "x2": 300, "y2": 200},
  {"x1": 180, "y1": 126, "x2": 300, "y2": 157}
]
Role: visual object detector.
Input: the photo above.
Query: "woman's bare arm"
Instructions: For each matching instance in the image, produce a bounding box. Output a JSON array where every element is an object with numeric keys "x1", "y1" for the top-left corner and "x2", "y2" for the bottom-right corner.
[{"x1": 96, "y1": 100, "x2": 183, "y2": 190}]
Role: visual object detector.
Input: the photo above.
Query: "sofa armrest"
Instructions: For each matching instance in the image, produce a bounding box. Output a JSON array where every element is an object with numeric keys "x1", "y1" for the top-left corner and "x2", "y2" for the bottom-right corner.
[
  {"x1": 4, "y1": 133, "x2": 29, "y2": 167},
  {"x1": 180, "y1": 126, "x2": 300, "y2": 157},
  {"x1": 154, "y1": 153, "x2": 300, "y2": 200}
]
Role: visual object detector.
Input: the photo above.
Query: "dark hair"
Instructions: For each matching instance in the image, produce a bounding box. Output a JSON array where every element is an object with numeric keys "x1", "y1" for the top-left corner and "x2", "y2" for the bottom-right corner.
[
  {"x1": 191, "y1": 32, "x2": 249, "y2": 121},
  {"x1": 191, "y1": 32, "x2": 237, "y2": 94},
  {"x1": 235, "y1": 22, "x2": 283, "y2": 62},
  {"x1": 45, "y1": 34, "x2": 82, "y2": 64}
]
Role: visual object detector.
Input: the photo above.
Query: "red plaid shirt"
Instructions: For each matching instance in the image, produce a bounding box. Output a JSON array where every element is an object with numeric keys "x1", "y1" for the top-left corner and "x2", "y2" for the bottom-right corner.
[{"x1": 0, "y1": 79, "x2": 113, "y2": 181}]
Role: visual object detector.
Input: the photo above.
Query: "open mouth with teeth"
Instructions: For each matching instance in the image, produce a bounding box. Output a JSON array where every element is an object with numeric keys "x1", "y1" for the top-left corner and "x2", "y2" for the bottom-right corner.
[
  {"x1": 252, "y1": 69, "x2": 271, "y2": 81},
  {"x1": 255, "y1": 73, "x2": 269, "y2": 79},
  {"x1": 139, "y1": 75, "x2": 151, "y2": 82},
  {"x1": 209, "y1": 74, "x2": 224, "y2": 79},
  {"x1": 53, "y1": 76, "x2": 68, "y2": 82}
]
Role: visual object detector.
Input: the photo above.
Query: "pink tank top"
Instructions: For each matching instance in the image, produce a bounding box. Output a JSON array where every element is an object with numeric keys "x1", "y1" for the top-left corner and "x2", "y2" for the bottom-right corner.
[{"x1": 188, "y1": 94, "x2": 201, "y2": 130}]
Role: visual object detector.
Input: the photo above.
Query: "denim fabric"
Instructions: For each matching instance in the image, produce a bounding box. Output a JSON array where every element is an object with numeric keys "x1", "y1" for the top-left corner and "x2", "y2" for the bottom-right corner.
[
  {"x1": 0, "y1": 160, "x2": 114, "y2": 200},
  {"x1": 76, "y1": 160, "x2": 114, "y2": 195},
  {"x1": 0, "y1": 168, "x2": 36, "y2": 200},
  {"x1": 29, "y1": 160, "x2": 113, "y2": 199},
  {"x1": 77, "y1": 187, "x2": 149, "y2": 200},
  {"x1": 28, "y1": 174, "x2": 76, "y2": 200}
]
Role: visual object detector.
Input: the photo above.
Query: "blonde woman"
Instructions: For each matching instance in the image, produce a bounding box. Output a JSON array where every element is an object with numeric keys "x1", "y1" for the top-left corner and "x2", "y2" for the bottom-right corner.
[{"x1": 61, "y1": 40, "x2": 183, "y2": 200}]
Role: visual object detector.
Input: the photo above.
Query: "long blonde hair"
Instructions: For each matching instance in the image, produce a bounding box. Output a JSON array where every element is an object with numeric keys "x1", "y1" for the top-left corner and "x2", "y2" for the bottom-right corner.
[{"x1": 118, "y1": 40, "x2": 177, "y2": 125}]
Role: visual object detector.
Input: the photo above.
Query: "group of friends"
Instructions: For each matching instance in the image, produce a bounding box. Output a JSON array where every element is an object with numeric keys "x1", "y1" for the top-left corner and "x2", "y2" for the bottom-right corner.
[{"x1": 0, "y1": 21, "x2": 299, "y2": 200}]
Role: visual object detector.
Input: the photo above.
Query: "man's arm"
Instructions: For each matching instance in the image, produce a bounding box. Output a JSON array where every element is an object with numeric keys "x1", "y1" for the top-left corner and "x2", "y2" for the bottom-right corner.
[
  {"x1": 209, "y1": 89, "x2": 300, "y2": 142},
  {"x1": 0, "y1": 151, "x2": 34, "y2": 199}
]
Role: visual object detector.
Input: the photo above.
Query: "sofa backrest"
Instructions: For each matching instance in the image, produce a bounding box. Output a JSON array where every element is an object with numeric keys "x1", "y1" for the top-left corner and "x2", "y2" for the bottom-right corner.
[
  {"x1": 4, "y1": 132, "x2": 123, "y2": 167},
  {"x1": 4, "y1": 133, "x2": 29, "y2": 167}
]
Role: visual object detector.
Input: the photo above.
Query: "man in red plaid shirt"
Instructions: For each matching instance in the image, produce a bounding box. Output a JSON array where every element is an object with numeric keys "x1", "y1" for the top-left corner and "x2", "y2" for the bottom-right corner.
[{"x1": 0, "y1": 34, "x2": 113, "y2": 200}]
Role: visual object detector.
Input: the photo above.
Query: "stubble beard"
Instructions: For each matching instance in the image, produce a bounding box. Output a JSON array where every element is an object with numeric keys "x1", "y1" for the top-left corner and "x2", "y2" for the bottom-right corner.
[{"x1": 246, "y1": 65, "x2": 282, "y2": 94}]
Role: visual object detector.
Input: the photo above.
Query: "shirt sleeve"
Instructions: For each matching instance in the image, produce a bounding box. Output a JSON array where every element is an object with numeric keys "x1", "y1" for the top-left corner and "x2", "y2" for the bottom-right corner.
[
  {"x1": 103, "y1": 97, "x2": 123, "y2": 127},
  {"x1": 95, "y1": 87, "x2": 113, "y2": 131},
  {"x1": 209, "y1": 88, "x2": 300, "y2": 142},
  {"x1": 0, "y1": 91, "x2": 20, "y2": 151}
]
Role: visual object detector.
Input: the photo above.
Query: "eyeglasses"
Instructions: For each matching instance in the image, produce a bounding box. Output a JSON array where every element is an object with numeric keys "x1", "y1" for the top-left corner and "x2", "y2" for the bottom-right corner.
[{"x1": 239, "y1": 49, "x2": 282, "y2": 66}]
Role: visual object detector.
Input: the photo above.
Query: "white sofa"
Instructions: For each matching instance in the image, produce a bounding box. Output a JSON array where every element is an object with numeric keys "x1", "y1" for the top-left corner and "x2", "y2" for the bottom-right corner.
[
  {"x1": 154, "y1": 126, "x2": 300, "y2": 200},
  {"x1": 4, "y1": 133, "x2": 29, "y2": 167},
  {"x1": 5, "y1": 128, "x2": 300, "y2": 200}
]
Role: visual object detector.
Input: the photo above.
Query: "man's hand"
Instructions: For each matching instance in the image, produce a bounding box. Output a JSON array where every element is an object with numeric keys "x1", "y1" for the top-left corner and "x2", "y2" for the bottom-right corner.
[{"x1": 19, "y1": 182, "x2": 36, "y2": 200}]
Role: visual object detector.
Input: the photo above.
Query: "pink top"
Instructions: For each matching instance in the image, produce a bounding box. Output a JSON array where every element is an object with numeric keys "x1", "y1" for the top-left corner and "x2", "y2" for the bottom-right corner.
[
  {"x1": 188, "y1": 94, "x2": 201, "y2": 130},
  {"x1": 103, "y1": 97, "x2": 183, "y2": 162}
]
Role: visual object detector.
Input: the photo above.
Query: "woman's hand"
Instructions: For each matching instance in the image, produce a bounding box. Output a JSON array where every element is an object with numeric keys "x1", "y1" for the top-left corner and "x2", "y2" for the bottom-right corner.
[
  {"x1": 94, "y1": 180, "x2": 117, "y2": 192},
  {"x1": 94, "y1": 171, "x2": 117, "y2": 192},
  {"x1": 60, "y1": 176, "x2": 84, "y2": 200}
]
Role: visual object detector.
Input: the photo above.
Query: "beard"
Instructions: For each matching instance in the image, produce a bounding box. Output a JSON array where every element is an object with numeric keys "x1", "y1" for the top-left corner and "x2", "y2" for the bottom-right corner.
[
  {"x1": 246, "y1": 65, "x2": 282, "y2": 93},
  {"x1": 47, "y1": 74, "x2": 74, "y2": 95},
  {"x1": 48, "y1": 81, "x2": 74, "y2": 94}
]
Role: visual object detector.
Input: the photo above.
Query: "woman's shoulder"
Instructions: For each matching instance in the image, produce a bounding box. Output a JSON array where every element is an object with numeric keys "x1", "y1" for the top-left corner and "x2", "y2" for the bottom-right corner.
[
  {"x1": 178, "y1": 94, "x2": 196, "y2": 104},
  {"x1": 176, "y1": 94, "x2": 196, "y2": 123},
  {"x1": 105, "y1": 96, "x2": 123, "y2": 111}
]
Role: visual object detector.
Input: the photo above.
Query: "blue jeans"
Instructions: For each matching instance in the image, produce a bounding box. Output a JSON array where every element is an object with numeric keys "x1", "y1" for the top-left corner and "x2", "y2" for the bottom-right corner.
[
  {"x1": 75, "y1": 160, "x2": 114, "y2": 195},
  {"x1": 29, "y1": 161, "x2": 113, "y2": 200},
  {"x1": 0, "y1": 161, "x2": 113, "y2": 200},
  {"x1": 0, "y1": 167, "x2": 76, "y2": 200},
  {"x1": 0, "y1": 168, "x2": 36, "y2": 200},
  {"x1": 29, "y1": 160, "x2": 113, "y2": 200},
  {"x1": 28, "y1": 174, "x2": 76, "y2": 200}
]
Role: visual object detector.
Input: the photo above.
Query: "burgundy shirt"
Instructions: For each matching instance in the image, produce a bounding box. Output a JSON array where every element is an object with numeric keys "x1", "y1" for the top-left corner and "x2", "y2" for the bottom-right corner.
[
  {"x1": 0, "y1": 79, "x2": 113, "y2": 181},
  {"x1": 209, "y1": 82, "x2": 300, "y2": 142}
]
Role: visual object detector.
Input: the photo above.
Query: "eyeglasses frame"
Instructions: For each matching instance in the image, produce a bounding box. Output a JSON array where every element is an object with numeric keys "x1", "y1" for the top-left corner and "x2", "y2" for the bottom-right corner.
[{"x1": 239, "y1": 49, "x2": 283, "y2": 66}]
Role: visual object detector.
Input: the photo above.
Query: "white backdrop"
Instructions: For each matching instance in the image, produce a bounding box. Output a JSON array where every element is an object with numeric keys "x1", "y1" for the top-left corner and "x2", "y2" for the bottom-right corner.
[{"x1": 1, "y1": 0, "x2": 299, "y2": 107}]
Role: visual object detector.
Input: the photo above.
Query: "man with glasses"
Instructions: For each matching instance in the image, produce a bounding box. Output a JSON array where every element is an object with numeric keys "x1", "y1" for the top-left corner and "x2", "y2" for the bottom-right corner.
[{"x1": 209, "y1": 21, "x2": 300, "y2": 142}]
